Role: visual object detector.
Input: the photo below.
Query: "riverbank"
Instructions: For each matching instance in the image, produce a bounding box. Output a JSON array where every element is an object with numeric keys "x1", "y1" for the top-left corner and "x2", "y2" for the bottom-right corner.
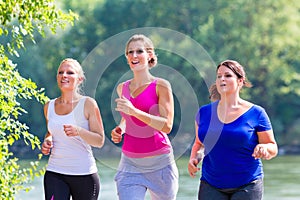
[{"x1": 15, "y1": 155, "x2": 300, "y2": 200}]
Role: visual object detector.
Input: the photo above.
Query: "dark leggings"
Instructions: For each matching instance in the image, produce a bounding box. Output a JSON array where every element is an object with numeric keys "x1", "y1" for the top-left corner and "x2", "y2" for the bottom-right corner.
[
  {"x1": 44, "y1": 171, "x2": 100, "y2": 200},
  {"x1": 198, "y1": 179, "x2": 263, "y2": 200}
]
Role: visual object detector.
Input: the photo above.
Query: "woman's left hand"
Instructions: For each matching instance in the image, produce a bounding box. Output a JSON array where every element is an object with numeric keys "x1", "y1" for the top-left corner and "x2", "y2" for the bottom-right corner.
[
  {"x1": 115, "y1": 96, "x2": 135, "y2": 115},
  {"x1": 252, "y1": 144, "x2": 270, "y2": 160},
  {"x1": 63, "y1": 124, "x2": 81, "y2": 137}
]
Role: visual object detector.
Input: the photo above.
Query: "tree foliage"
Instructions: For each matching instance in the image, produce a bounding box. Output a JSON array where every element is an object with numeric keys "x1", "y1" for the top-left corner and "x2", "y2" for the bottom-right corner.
[{"x1": 0, "y1": 0, "x2": 77, "y2": 198}]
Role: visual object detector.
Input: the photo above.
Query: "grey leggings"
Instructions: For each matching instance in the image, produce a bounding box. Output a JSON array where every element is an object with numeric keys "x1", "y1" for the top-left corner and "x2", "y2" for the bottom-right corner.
[{"x1": 44, "y1": 171, "x2": 100, "y2": 200}]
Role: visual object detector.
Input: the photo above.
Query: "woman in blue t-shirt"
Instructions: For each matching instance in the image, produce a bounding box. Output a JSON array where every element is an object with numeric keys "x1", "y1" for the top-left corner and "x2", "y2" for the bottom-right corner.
[{"x1": 188, "y1": 60, "x2": 278, "y2": 200}]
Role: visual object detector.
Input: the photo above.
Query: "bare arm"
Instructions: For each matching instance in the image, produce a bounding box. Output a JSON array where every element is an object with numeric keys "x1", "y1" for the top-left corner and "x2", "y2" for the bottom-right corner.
[
  {"x1": 252, "y1": 129, "x2": 278, "y2": 160},
  {"x1": 111, "y1": 83, "x2": 126, "y2": 143},
  {"x1": 188, "y1": 121, "x2": 204, "y2": 178},
  {"x1": 79, "y1": 97, "x2": 105, "y2": 148},
  {"x1": 41, "y1": 102, "x2": 53, "y2": 155},
  {"x1": 111, "y1": 117, "x2": 126, "y2": 143}
]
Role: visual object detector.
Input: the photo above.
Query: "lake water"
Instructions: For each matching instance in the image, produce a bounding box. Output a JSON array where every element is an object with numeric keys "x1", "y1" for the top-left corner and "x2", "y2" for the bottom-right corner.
[{"x1": 15, "y1": 155, "x2": 300, "y2": 200}]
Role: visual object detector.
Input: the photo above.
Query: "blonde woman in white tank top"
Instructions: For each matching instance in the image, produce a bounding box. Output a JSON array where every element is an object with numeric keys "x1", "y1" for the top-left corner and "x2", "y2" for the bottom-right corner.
[{"x1": 41, "y1": 58, "x2": 105, "y2": 200}]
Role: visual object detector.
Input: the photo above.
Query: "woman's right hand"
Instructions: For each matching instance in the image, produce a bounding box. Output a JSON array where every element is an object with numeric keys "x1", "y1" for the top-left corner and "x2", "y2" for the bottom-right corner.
[
  {"x1": 41, "y1": 139, "x2": 53, "y2": 155},
  {"x1": 111, "y1": 126, "x2": 123, "y2": 143}
]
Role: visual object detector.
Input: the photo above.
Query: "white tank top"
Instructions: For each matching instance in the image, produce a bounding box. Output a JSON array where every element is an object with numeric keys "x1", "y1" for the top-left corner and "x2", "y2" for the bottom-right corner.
[{"x1": 46, "y1": 97, "x2": 97, "y2": 175}]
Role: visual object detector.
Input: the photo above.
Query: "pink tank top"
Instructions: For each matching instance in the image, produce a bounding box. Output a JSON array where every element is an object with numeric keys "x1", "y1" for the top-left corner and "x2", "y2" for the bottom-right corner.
[{"x1": 120, "y1": 79, "x2": 172, "y2": 158}]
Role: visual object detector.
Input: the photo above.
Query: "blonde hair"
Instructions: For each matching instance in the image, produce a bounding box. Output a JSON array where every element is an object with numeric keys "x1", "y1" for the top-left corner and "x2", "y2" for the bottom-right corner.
[
  {"x1": 125, "y1": 34, "x2": 158, "y2": 68},
  {"x1": 58, "y1": 58, "x2": 85, "y2": 95}
]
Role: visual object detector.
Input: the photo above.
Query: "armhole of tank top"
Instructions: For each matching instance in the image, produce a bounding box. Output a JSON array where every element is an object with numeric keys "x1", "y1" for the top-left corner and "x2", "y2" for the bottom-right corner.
[
  {"x1": 120, "y1": 82, "x2": 125, "y2": 96},
  {"x1": 82, "y1": 97, "x2": 87, "y2": 111},
  {"x1": 45, "y1": 103, "x2": 49, "y2": 121},
  {"x1": 154, "y1": 79, "x2": 159, "y2": 96},
  {"x1": 81, "y1": 96, "x2": 87, "y2": 104},
  {"x1": 77, "y1": 97, "x2": 87, "y2": 116},
  {"x1": 47, "y1": 99, "x2": 55, "y2": 119},
  {"x1": 121, "y1": 80, "x2": 130, "y2": 97}
]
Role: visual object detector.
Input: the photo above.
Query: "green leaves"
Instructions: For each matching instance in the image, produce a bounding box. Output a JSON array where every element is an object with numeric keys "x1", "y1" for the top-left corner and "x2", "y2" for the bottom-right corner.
[
  {"x1": 1, "y1": 0, "x2": 78, "y2": 56},
  {"x1": 0, "y1": 0, "x2": 77, "y2": 199}
]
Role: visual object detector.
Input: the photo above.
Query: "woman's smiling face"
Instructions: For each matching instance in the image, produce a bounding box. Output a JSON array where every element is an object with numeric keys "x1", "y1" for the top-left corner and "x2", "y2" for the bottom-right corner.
[
  {"x1": 57, "y1": 61, "x2": 80, "y2": 91},
  {"x1": 126, "y1": 40, "x2": 150, "y2": 72}
]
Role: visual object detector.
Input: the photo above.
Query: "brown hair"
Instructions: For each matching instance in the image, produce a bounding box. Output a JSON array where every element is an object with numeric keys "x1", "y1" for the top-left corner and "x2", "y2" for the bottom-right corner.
[
  {"x1": 125, "y1": 34, "x2": 158, "y2": 68},
  {"x1": 208, "y1": 83, "x2": 220, "y2": 101},
  {"x1": 216, "y1": 60, "x2": 252, "y2": 88}
]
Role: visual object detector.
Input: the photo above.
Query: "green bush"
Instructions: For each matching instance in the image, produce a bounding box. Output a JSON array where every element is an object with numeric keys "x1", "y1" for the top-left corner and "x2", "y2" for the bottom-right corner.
[{"x1": 0, "y1": 0, "x2": 77, "y2": 198}]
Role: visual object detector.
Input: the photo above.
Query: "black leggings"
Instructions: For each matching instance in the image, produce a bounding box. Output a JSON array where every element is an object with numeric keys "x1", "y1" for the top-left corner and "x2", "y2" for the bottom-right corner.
[
  {"x1": 198, "y1": 179, "x2": 263, "y2": 200},
  {"x1": 44, "y1": 171, "x2": 100, "y2": 200}
]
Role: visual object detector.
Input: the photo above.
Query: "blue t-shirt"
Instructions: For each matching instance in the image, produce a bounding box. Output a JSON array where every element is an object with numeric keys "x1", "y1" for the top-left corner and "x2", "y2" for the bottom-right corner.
[{"x1": 196, "y1": 101, "x2": 272, "y2": 189}]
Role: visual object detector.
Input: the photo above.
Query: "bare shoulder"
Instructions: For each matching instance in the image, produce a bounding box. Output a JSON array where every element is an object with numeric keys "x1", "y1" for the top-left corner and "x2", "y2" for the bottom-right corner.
[
  {"x1": 44, "y1": 100, "x2": 50, "y2": 109},
  {"x1": 84, "y1": 96, "x2": 97, "y2": 105},
  {"x1": 116, "y1": 80, "x2": 131, "y2": 97},
  {"x1": 116, "y1": 82, "x2": 124, "y2": 96},
  {"x1": 83, "y1": 97, "x2": 100, "y2": 119},
  {"x1": 43, "y1": 100, "x2": 52, "y2": 113},
  {"x1": 43, "y1": 100, "x2": 51, "y2": 119},
  {"x1": 241, "y1": 99, "x2": 254, "y2": 110},
  {"x1": 156, "y1": 77, "x2": 172, "y2": 90}
]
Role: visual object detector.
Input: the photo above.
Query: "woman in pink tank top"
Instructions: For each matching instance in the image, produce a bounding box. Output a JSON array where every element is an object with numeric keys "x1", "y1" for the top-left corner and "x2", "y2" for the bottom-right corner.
[{"x1": 111, "y1": 34, "x2": 179, "y2": 200}]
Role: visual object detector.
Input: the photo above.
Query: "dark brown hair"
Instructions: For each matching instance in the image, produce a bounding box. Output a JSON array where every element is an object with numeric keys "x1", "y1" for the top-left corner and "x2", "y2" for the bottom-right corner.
[
  {"x1": 208, "y1": 83, "x2": 220, "y2": 101},
  {"x1": 217, "y1": 60, "x2": 252, "y2": 88}
]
